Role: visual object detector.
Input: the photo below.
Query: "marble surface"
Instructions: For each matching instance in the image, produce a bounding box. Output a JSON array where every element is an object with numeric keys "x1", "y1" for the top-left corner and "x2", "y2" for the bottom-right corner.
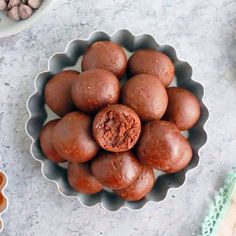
[{"x1": 0, "y1": 0, "x2": 236, "y2": 235}]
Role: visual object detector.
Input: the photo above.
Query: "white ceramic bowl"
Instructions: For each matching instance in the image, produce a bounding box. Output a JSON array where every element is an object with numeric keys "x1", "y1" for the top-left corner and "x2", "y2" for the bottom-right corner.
[
  {"x1": 0, "y1": 171, "x2": 8, "y2": 232},
  {"x1": 0, "y1": 0, "x2": 55, "y2": 38}
]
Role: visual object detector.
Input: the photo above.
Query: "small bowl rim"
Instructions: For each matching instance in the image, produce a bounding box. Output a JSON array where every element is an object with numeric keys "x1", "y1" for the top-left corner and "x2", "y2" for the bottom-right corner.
[
  {"x1": 0, "y1": 0, "x2": 55, "y2": 39},
  {"x1": 0, "y1": 171, "x2": 8, "y2": 232}
]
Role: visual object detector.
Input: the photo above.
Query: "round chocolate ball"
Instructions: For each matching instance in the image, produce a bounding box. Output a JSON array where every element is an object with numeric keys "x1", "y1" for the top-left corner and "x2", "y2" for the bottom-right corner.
[
  {"x1": 114, "y1": 166, "x2": 155, "y2": 201},
  {"x1": 137, "y1": 120, "x2": 192, "y2": 173},
  {"x1": 81, "y1": 41, "x2": 127, "y2": 79},
  {"x1": 121, "y1": 74, "x2": 168, "y2": 121},
  {"x1": 91, "y1": 151, "x2": 142, "y2": 189},
  {"x1": 164, "y1": 87, "x2": 201, "y2": 130},
  {"x1": 67, "y1": 162, "x2": 103, "y2": 194},
  {"x1": 71, "y1": 69, "x2": 120, "y2": 114},
  {"x1": 92, "y1": 104, "x2": 141, "y2": 152},
  {"x1": 52, "y1": 112, "x2": 99, "y2": 163},
  {"x1": 45, "y1": 70, "x2": 79, "y2": 117},
  {"x1": 166, "y1": 145, "x2": 193, "y2": 173},
  {"x1": 128, "y1": 50, "x2": 175, "y2": 87},
  {"x1": 39, "y1": 119, "x2": 65, "y2": 163}
]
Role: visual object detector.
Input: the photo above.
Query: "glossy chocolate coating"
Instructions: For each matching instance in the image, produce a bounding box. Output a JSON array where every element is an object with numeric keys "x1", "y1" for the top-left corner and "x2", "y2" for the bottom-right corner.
[
  {"x1": 81, "y1": 41, "x2": 127, "y2": 79},
  {"x1": 137, "y1": 120, "x2": 192, "y2": 173},
  {"x1": 164, "y1": 87, "x2": 201, "y2": 130},
  {"x1": 45, "y1": 70, "x2": 79, "y2": 116},
  {"x1": 121, "y1": 74, "x2": 168, "y2": 121},
  {"x1": 67, "y1": 162, "x2": 102, "y2": 194},
  {"x1": 114, "y1": 166, "x2": 155, "y2": 201},
  {"x1": 71, "y1": 69, "x2": 120, "y2": 114},
  {"x1": 92, "y1": 104, "x2": 141, "y2": 152},
  {"x1": 39, "y1": 119, "x2": 65, "y2": 163},
  {"x1": 52, "y1": 112, "x2": 99, "y2": 163},
  {"x1": 91, "y1": 151, "x2": 142, "y2": 189},
  {"x1": 128, "y1": 50, "x2": 175, "y2": 87}
]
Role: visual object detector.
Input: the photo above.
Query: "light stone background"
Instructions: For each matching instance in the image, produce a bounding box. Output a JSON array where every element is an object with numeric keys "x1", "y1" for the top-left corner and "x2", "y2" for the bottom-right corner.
[{"x1": 0, "y1": 0, "x2": 236, "y2": 235}]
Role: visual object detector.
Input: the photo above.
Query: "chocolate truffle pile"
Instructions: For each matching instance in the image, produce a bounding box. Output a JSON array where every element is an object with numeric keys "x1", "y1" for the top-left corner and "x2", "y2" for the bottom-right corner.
[
  {"x1": 0, "y1": 0, "x2": 42, "y2": 21},
  {"x1": 40, "y1": 41, "x2": 201, "y2": 201}
]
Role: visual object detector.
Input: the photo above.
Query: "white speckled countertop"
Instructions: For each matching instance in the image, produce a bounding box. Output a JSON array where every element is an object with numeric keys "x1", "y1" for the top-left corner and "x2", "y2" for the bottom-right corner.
[{"x1": 0, "y1": 0, "x2": 236, "y2": 235}]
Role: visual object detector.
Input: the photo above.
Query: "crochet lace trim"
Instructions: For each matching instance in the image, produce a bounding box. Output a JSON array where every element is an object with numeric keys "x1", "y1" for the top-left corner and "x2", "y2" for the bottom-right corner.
[{"x1": 200, "y1": 172, "x2": 236, "y2": 236}]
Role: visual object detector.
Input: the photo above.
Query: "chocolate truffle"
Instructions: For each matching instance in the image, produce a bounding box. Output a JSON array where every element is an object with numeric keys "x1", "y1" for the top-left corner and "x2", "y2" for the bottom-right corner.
[
  {"x1": 121, "y1": 74, "x2": 168, "y2": 121},
  {"x1": 114, "y1": 166, "x2": 155, "y2": 201},
  {"x1": 45, "y1": 70, "x2": 79, "y2": 117},
  {"x1": 52, "y1": 112, "x2": 99, "y2": 163},
  {"x1": 39, "y1": 119, "x2": 65, "y2": 163},
  {"x1": 92, "y1": 104, "x2": 141, "y2": 152},
  {"x1": 164, "y1": 87, "x2": 201, "y2": 130},
  {"x1": 67, "y1": 162, "x2": 102, "y2": 194},
  {"x1": 137, "y1": 120, "x2": 192, "y2": 173},
  {"x1": 128, "y1": 50, "x2": 175, "y2": 87},
  {"x1": 81, "y1": 41, "x2": 127, "y2": 79},
  {"x1": 91, "y1": 151, "x2": 142, "y2": 189},
  {"x1": 71, "y1": 69, "x2": 120, "y2": 114}
]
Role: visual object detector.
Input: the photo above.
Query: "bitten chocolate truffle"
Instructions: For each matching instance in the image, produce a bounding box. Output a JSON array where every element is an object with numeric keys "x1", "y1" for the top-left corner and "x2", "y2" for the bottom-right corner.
[
  {"x1": 45, "y1": 70, "x2": 79, "y2": 116},
  {"x1": 164, "y1": 87, "x2": 201, "y2": 130},
  {"x1": 137, "y1": 120, "x2": 192, "y2": 173},
  {"x1": 114, "y1": 166, "x2": 155, "y2": 201},
  {"x1": 92, "y1": 104, "x2": 141, "y2": 152},
  {"x1": 128, "y1": 50, "x2": 175, "y2": 87},
  {"x1": 71, "y1": 69, "x2": 120, "y2": 113},
  {"x1": 121, "y1": 74, "x2": 168, "y2": 121},
  {"x1": 67, "y1": 162, "x2": 102, "y2": 194},
  {"x1": 39, "y1": 119, "x2": 65, "y2": 163},
  {"x1": 81, "y1": 41, "x2": 127, "y2": 79},
  {"x1": 91, "y1": 151, "x2": 142, "y2": 189},
  {"x1": 52, "y1": 112, "x2": 99, "y2": 163}
]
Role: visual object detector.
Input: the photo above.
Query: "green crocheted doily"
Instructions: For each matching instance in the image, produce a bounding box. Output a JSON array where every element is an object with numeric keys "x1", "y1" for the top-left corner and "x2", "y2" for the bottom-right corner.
[{"x1": 200, "y1": 172, "x2": 236, "y2": 236}]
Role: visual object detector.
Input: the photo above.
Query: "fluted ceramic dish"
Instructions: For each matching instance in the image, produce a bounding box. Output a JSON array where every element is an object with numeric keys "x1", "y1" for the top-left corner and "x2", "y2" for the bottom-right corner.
[
  {"x1": 0, "y1": 0, "x2": 55, "y2": 38},
  {"x1": 0, "y1": 171, "x2": 8, "y2": 232},
  {"x1": 26, "y1": 29, "x2": 209, "y2": 211}
]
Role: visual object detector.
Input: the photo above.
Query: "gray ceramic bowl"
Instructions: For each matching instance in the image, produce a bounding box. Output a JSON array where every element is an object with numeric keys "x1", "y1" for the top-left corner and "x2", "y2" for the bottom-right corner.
[{"x1": 26, "y1": 29, "x2": 209, "y2": 211}]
